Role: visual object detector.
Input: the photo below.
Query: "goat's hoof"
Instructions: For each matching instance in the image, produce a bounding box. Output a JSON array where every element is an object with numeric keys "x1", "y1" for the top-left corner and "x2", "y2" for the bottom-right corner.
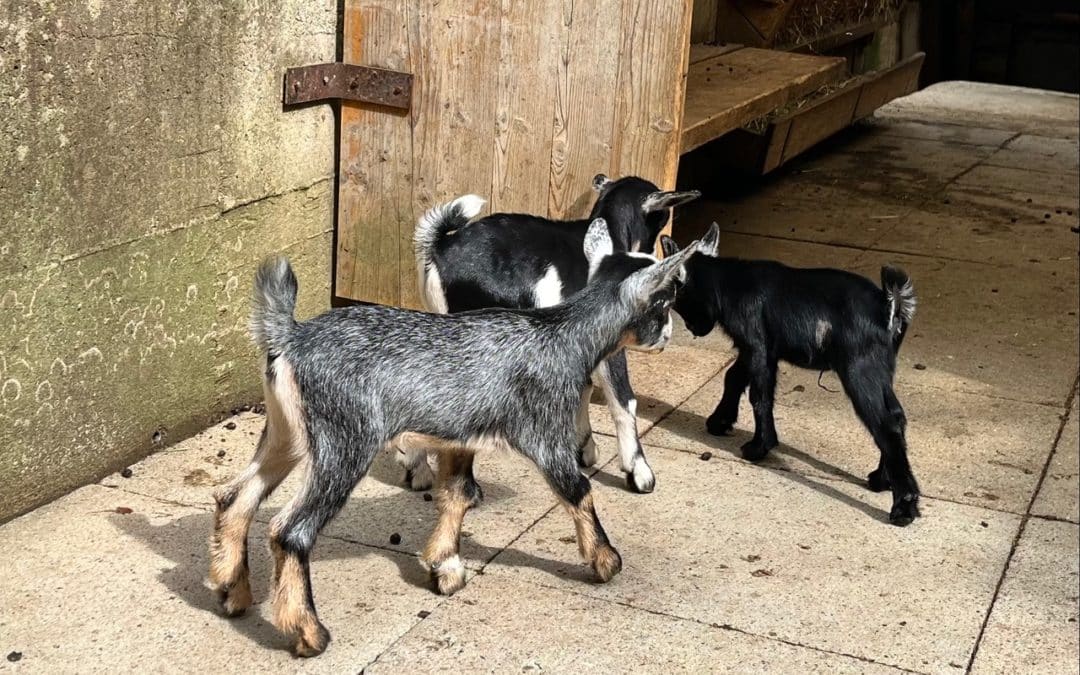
[
  {"x1": 867, "y1": 469, "x2": 891, "y2": 492},
  {"x1": 889, "y1": 495, "x2": 920, "y2": 526},
  {"x1": 740, "y1": 438, "x2": 775, "y2": 462},
  {"x1": 216, "y1": 578, "x2": 253, "y2": 617},
  {"x1": 624, "y1": 458, "x2": 655, "y2": 494},
  {"x1": 404, "y1": 464, "x2": 435, "y2": 492},
  {"x1": 432, "y1": 555, "x2": 467, "y2": 596},
  {"x1": 293, "y1": 622, "x2": 331, "y2": 658},
  {"x1": 706, "y1": 413, "x2": 736, "y2": 436},
  {"x1": 578, "y1": 436, "x2": 598, "y2": 468},
  {"x1": 592, "y1": 545, "x2": 623, "y2": 582}
]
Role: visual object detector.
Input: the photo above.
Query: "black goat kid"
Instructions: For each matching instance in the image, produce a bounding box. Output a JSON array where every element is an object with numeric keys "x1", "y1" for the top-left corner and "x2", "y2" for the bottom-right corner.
[{"x1": 661, "y1": 224, "x2": 920, "y2": 526}]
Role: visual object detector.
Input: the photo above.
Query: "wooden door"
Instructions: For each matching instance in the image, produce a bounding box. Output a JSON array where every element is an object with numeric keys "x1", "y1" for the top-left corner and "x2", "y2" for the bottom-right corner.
[{"x1": 336, "y1": 0, "x2": 694, "y2": 307}]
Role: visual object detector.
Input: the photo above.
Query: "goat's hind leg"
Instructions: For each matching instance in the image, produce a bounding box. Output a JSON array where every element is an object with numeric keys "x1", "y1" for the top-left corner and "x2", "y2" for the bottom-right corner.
[
  {"x1": 269, "y1": 427, "x2": 379, "y2": 656},
  {"x1": 422, "y1": 451, "x2": 476, "y2": 595},
  {"x1": 210, "y1": 416, "x2": 299, "y2": 617},
  {"x1": 841, "y1": 363, "x2": 920, "y2": 526},
  {"x1": 597, "y1": 352, "x2": 655, "y2": 493},
  {"x1": 576, "y1": 381, "x2": 597, "y2": 468}
]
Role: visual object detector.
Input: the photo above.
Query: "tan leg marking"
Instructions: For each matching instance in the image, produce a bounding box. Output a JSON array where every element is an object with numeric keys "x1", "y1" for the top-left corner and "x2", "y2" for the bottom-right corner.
[
  {"x1": 270, "y1": 538, "x2": 329, "y2": 657},
  {"x1": 564, "y1": 493, "x2": 622, "y2": 583},
  {"x1": 208, "y1": 357, "x2": 307, "y2": 616},
  {"x1": 422, "y1": 451, "x2": 473, "y2": 595}
]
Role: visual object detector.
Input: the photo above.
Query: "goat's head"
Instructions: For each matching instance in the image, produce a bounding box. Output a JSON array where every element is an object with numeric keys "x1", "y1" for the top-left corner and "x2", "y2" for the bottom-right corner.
[
  {"x1": 659, "y1": 222, "x2": 720, "y2": 338},
  {"x1": 584, "y1": 217, "x2": 701, "y2": 353},
  {"x1": 589, "y1": 174, "x2": 700, "y2": 254}
]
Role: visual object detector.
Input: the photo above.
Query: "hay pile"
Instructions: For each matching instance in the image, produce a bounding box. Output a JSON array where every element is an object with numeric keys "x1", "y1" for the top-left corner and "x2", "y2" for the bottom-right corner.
[{"x1": 772, "y1": 0, "x2": 905, "y2": 49}]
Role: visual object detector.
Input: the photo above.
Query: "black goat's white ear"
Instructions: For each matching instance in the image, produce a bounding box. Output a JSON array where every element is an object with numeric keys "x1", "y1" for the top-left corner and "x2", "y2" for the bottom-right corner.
[
  {"x1": 642, "y1": 189, "x2": 701, "y2": 213},
  {"x1": 593, "y1": 173, "x2": 612, "y2": 192},
  {"x1": 659, "y1": 235, "x2": 680, "y2": 258},
  {"x1": 584, "y1": 217, "x2": 614, "y2": 277},
  {"x1": 700, "y1": 222, "x2": 720, "y2": 257}
]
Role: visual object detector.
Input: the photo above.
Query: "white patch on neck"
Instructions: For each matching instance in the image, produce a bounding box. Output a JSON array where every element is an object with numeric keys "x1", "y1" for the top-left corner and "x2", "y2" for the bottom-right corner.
[
  {"x1": 533, "y1": 265, "x2": 564, "y2": 308},
  {"x1": 627, "y1": 252, "x2": 658, "y2": 263}
]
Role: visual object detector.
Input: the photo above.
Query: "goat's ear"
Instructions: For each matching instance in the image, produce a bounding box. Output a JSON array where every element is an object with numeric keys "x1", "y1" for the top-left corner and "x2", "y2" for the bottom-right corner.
[
  {"x1": 659, "y1": 235, "x2": 680, "y2": 258},
  {"x1": 592, "y1": 173, "x2": 612, "y2": 192},
  {"x1": 625, "y1": 239, "x2": 700, "y2": 300},
  {"x1": 583, "y1": 217, "x2": 614, "y2": 276},
  {"x1": 642, "y1": 189, "x2": 701, "y2": 213},
  {"x1": 700, "y1": 222, "x2": 720, "y2": 257}
]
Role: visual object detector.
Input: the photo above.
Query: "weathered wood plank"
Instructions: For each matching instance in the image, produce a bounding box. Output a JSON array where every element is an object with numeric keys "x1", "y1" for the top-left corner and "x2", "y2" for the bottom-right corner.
[
  {"x1": 548, "y1": 0, "x2": 622, "y2": 219},
  {"x1": 612, "y1": 0, "x2": 695, "y2": 183},
  {"x1": 336, "y1": 0, "x2": 414, "y2": 305},
  {"x1": 691, "y1": 0, "x2": 719, "y2": 44},
  {"x1": 779, "y1": 86, "x2": 860, "y2": 164},
  {"x1": 853, "y1": 52, "x2": 925, "y2": 119},
  {"x1": 689, "y1": 43, "x2": 744, "y2": 64},
  {"x1": 407, "y1": 0, "x2": 501, "y2": 305},
  {"x1": 490, "y1": 0, "x2": 562, "y2": 214},
  {"x1": 680, "y1": 47, "x2": 847, "y2": 154}
]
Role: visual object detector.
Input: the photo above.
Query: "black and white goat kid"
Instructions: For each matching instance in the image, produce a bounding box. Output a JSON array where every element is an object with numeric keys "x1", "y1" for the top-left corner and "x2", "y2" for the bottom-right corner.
[
  {"x1": 409, "y1": 174, "x2": 700, "y2": 494},
  {"x1": 209, "y1": 219, "x2": 700, "y2": 656},
  {"x1": 661, "y1": 224, "x2": 921, "y2": 526}
]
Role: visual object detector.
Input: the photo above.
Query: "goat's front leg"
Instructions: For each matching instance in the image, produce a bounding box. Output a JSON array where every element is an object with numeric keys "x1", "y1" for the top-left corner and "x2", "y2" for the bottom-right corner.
[
  {"x1": 540, "y1": 453, "x2": 622, "y2": 582},
  {"x1": 422, "y1": 451, "x2": 476, "y2": 595},
  {"x1": 742, "y1": 349, "x2": 779, "y2": 462},
  {"x1": 596, "y1": 352, "x2": 655, "y2": 493},
  {"x1": 707, "y1": 351, "x2": 750, "y2": 436}
]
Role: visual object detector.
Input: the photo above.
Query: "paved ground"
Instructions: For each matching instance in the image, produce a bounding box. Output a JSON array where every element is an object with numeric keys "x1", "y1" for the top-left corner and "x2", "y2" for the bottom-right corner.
[{"x1": 1, "y1": 83, "x2": 1077, "y2": 674}]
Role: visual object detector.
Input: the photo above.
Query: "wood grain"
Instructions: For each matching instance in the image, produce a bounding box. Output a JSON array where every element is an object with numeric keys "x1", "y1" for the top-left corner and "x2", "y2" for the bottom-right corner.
[
  {"x1": 336, "y1": 0, "x2": 414, "y2": 306},
  {"x1": 490, "y1": 0, "x2": 562, "y2": 214},
  {"x1": 680, "y1": 48, "x2": 846, "y2": 154},
  {"x1": 691, "y1": 0, "x2": 719, "y2": 44},
  {"x1": 548, "y1": 0, "x2": 622, "y2": 220}
]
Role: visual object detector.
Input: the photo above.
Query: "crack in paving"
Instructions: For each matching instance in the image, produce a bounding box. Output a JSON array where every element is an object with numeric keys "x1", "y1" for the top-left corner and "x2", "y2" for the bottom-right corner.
[{"x1": 963, "y1": 372, "x2": 1080, "y2": 673}]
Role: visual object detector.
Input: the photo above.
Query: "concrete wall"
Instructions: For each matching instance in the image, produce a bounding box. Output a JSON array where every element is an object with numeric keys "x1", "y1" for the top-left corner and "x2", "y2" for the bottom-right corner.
[{"x1": 0, "y1": 1, "x2": 339, "y2": 520}]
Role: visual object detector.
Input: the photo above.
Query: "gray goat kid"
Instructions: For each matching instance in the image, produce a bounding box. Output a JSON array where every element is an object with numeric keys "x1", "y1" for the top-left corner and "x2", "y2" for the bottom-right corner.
[
  {"x1": 208, "y1": 218, "x2": 700, "y2": 657},
  {"x1": 404, "y1": 175, "x2": 700, "y2": 495}
]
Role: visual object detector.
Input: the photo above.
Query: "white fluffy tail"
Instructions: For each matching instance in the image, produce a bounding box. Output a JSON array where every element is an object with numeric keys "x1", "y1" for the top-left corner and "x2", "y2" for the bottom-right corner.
[{"x1": 414, "y1": 195, "x2": 485, "y2": 313}]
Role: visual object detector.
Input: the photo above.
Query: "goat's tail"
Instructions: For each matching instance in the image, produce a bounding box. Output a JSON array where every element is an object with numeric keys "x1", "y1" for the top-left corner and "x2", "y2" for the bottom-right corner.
[
  {"x1": 881, "y1": 265, "x2": 916, "y2": 352},
  {"x1": 413, "y1": 195, "x2": 485, "y2": 272},
  {"x1": 413, "y1": 195, "x2": 485, "y2": 313},
  {"x1": 250, "y1": 256, "x2": 299, "y2": 353}
]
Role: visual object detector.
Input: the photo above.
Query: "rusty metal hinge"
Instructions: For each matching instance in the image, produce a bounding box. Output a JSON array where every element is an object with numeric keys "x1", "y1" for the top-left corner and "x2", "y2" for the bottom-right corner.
[{"x1": 283, "y1": 63, "x2": 412, "y2": 110}]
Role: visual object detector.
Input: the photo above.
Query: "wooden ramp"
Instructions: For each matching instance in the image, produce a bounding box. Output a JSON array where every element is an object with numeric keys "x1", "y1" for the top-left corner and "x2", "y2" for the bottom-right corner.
[{"x1": 680, "y1": 45, "x2": 847, "y2": 154}]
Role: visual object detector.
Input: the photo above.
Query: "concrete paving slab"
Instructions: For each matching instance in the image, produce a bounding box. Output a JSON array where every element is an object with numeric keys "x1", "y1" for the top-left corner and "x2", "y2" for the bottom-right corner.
[
  {"x1": 791, "y1": 134, "x2": 997, "y2": 199},
  {"x1": 985, "y1": 135, "x2": 1080, "y2": 175},
  {"x1": 871, "y1": 205, "x2": 1078, "y2": 268},
  {"x1": 955, "y1": 165, "x2": 1079, "y2": 201},
  {"x1": 687, "y1": 185, "x2": 907, "y2": 249},
  {"x1": 861, "y1": 116, "x2": 1018, "y2": 147},
  {"x1": 588, "y1": 343, "x2": 725, "y2": 437},
  {"x1": 1032, "y1": 399, "x2": 1080, "y2": 524},
  {"x1": 851, "y1": 252, "x2": 1078, "y2": 407},
  {"x1": 643, "y1": 365, "x2": 1061, "y2": 514},
  {"x1": 367, "y1": 573, "x2": 904, "y2": 674},
  {"x1": 484, "y1": 445, "x2": 1021, "y2": 674},
  {"x1": 970, "y1": 519, "x2": 1080, "y2": 674},
  {"x1": 879, "y1": 82, "x2": 1080, "y2": 138},
  {"x1": 100, "y1": 412, "x2": 624, "y2": 571},
  {"x1": 0, "y1": 485, "x2": 440, "y2": 673}
]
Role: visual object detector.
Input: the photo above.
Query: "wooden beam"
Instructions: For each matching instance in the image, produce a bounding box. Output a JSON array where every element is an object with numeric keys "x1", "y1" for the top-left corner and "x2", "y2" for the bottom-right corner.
[{"x1": 680, "y1": 48, "x2": 847, "y2": 154}]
